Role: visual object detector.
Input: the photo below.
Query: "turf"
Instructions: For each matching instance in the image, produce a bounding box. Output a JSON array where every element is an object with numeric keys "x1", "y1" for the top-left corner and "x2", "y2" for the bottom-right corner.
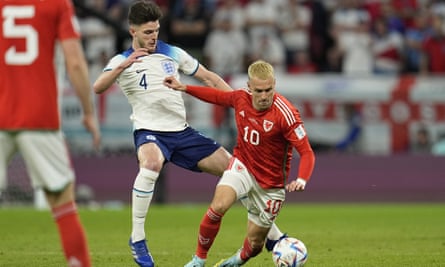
[{"x1": 0, "y1": 203, "x2": 444, "y2": 267}]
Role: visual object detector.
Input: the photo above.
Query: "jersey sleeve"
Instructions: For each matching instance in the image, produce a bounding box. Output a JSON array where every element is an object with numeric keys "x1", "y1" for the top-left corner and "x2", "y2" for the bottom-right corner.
[
  {"x1": 185, "y1": 85, "x2": 234, "y2": 107},
  {"x1": 57, "y1": 0, "x2": 81, "y2": 40},
  {"x1": 283, "y1": 112, "x2": 315, "y2": 181},
  {"x1": 174, "y1": 46, "x2": 199, "y2": 76}
]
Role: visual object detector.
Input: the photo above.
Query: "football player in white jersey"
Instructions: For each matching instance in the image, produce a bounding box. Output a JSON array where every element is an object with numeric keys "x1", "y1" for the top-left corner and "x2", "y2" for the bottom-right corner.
[{"x1": 93, "y1": 1, "x2": 285, "y2": 266}]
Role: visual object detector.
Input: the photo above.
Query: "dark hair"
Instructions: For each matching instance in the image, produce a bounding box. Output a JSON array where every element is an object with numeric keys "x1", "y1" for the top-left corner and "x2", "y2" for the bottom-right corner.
[{"x1": 128, "y1": 0, "x2": 163, "y2": 25}]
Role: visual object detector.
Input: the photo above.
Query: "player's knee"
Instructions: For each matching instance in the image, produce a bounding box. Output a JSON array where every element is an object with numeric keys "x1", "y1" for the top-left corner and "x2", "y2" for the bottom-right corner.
[
  {"x1": 210, "y1": 201, "x2": 230, "y2": 215},
  {"x1": 137, "y1": 168, "x2": 159, "y2": 184}
]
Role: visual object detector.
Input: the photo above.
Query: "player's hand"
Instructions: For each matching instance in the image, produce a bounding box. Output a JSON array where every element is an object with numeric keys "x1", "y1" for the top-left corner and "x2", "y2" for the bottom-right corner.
[
  {"x1": 82, "y1": 114, "x2": 101, "y2": 151},
  {"x1": 163, "y1": 76, "x2": 187, "y2": 91},
  {"x1": 119, "y1": 48, "x2": 149, "y2": 69},
  {"x1": 285, "y1": 178, "x2": 306, "y2": 192}
]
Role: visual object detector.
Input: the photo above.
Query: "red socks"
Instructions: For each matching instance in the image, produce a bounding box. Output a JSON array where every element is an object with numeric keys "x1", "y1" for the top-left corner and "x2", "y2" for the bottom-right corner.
[
  {"x1": 52, "y1": 201, "x2": 91, "y2": 267},
  {"x1": 196, "y1": 207, "x2": 223, "y2": 259},
  {"x1": 240, "y1": 236, "x2": 261, "y2": 261}
]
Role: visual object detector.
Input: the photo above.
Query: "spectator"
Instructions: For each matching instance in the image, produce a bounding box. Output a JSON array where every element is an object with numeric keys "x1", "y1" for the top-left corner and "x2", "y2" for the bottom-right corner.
[
  {"x1": 244, "y1": 0, "x2": 284, "y2": 70},
  {"x1": 420, "y1": 14, "x2": 445, "y2": 75},
  {"x1": 403, "y1": 11, "x2": 433, "y2": 73},
  {"x1": 330, "y1": 0, "x2": 373, "y2": 76},
  {"x1": 287, "y1": 50, "x2": 318, "y2": 74},
  {"x1": 244, "y1": 0, "x2": 280, "y2": 44},
  {"x1": 79, "y1": 0, "x2": 116, "y2": 65},
  {"x1": 276, "y1": 0, "x2": 312, "y2": 68},
  {"x1": 411, "y1": 126, "x2": 432, "y2": 154},
  {"x1": 303, "y1": 0, "x2": 332, "y2": 72},
  {"x1": 429, "y1": 0, "x2": 445, "y2": 18},
  {"x1": 321, "y1": 45, "x2": 343, "y2": 73},
  {"x1": 203, "y1": 0, "x2": 247, "y2": 77},
  {"x1": 247, "y1": 32, "x2": 287, "y2": 73},
  {"x1": 391, "y1": 0, "x2": 419, "y2": 30},
  {"x1": 169, "y1": 0, "x2": 210, "y2": 60},
  {"x1": 371, "y1": 16, "x2": 404, "y2": 75}
]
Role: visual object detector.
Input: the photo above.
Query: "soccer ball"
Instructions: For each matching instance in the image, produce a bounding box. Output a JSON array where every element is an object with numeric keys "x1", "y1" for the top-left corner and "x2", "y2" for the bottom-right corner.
[{"x1": 272, "y1": 237, "x2": 308, "y2": 267}]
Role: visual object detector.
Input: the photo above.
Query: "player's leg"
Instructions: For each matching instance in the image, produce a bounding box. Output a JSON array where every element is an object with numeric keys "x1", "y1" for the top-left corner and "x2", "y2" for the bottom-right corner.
[
  {"x1": 184, "y1": 184, "x2": 237, "y2": 267},
  {"x1": 130, "y1": 141, "x2": 165, "y2": 267},
  {"x1": 215, "y1": 222, "x2": 270, "y2": 267},
  {"x1": 18, "y1": 131, "x2": 91, "y2": 267},
  {"x1": 216, "y1": 181, "x2": 285, "y2": 266},
  {"x1": 185, "y1": 159, "x2": 248, "y2": 267},
  {"x1": 0, "y1": 132, "x2": 16, "y2": 203},
  {"x1": 197, "y1": 146, "x2": 231, "y2": 177},
  {"x1": 265, "y1": 224, "x2": 287, "y2": 252}
]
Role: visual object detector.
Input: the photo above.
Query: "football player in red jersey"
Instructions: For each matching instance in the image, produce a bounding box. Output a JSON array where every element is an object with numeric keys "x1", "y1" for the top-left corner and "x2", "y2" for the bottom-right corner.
[
  {"x1": 0, "y1": 0, "x2": 100, "y2": 266},
  {"x1": 164, "y1": 60, "x2": 315, "y2": 266}
]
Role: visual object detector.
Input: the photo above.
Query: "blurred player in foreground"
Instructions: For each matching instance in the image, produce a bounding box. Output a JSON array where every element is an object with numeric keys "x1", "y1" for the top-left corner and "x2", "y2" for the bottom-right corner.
[
  {"x1": 93, "y1": 1, "x2": 287, "y2": 266},
  {"x1": 164, "y1": 60, "x2": 315, "y2": 267},
  {"x1": 0, "y1": 0, "x2": 101, "y2": 266}
]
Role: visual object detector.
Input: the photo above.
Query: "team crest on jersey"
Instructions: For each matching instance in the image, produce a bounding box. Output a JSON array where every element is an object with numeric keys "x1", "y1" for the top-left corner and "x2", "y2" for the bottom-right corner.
[
  {"x1": 263, "y1": 120, "x2": 274, "y2": 132},
  {"x1": 161, "y1": 60, "x2": 175, "y2": 75}
]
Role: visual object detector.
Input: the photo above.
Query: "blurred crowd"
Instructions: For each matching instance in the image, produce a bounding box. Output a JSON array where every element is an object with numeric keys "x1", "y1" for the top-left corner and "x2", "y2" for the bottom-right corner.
[
  {"x1": 75, "y1": 0, "x2": 445, "y2": 80},
  {"x1": 73, "y1": 0, "x2": 445, "y2": 155}
]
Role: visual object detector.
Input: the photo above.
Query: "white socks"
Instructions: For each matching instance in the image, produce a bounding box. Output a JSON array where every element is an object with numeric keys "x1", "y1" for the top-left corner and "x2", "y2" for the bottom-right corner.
[
  {"x1": 131, "y1": 168, "x2": 159, "y2": 242},
  {"x1": 267, "y1": 223, "x2": 284, "y2": 240}
]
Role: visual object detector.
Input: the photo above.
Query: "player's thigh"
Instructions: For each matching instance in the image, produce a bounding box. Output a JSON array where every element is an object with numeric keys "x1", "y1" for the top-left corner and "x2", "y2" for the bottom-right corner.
[
  {"x1": 0, "y1": 132, "x2": 17, "y2": 185},
  {"x1": 218, "y1": 158, "x2": 254, "y2": 198},
  {"x1": 17, "y1": 131, "x2": 74, "y2": 191},
  {"x1": 137, "y1": 142, "x2": 165, "y2": 171},
  {"x1": 247, "y1": 184, "x2": 285, "y2": 228},
  {"x1": 198, "y1": 146, "x2": 231, "y2": 177}
]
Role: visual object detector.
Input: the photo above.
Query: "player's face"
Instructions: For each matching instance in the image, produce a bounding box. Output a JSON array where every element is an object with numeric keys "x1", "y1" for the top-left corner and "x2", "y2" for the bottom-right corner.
[
  {"x1": 248, "y1": 76, "x2": 275, "y2": 111},
  {"x1": 130, "y1": 21, "x2": 160, "y2": 53}
]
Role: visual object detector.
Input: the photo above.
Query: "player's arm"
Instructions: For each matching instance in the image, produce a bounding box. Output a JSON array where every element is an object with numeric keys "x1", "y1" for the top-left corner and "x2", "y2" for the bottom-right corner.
[
  {"x1": 193, "y1": 64, "x2": 233, "y2": 91},
  {"x1": 164, "y1": 76, "x2": 230, "y2": 106},
  {"x1": 93, "y1": 48, "x2": 149, "y2": 94},
  {"x1": 61, "y1": 38, "x2": 101, "y2": 150},
  {"x1": 286, "y1": 126, "x2": 315, "y2": 193}
]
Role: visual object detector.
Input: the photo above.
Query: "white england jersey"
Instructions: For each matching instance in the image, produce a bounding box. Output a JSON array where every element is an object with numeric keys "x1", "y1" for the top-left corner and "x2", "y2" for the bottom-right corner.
[{"x1": 105, "y1": 41, "x2": 199, "y2": 131}]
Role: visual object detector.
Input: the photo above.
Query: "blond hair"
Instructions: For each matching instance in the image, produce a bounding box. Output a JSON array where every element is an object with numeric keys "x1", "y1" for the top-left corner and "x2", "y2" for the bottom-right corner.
[{"x1": 247, "y1": 60, "x2": 275, "y2": 80}]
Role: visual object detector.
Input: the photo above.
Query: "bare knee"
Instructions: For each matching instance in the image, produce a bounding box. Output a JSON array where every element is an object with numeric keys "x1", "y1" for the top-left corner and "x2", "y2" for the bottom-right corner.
[{"x1": 210, "y1": 185, "x2": 236, "y2": 214}]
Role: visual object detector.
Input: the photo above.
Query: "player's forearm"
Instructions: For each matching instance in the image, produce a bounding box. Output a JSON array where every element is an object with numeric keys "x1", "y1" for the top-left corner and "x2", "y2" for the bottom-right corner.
[
  {"x1": 63, "y1": 43, "x2": 95, "y2": 116},
  {"x1": 69, "y1": 69, "x2": 95, "y2": 116},
  {"x1": 93, "y1": 69, "x2": 121, "y2": 94},
  {"x1": 185, "y1": 85, "x2": 224, "y2": 105},
  {"x1": 295, "y1": 141, "x2": 315, "y2": 181},
  {"x1": 195, "y1": 67, "x2": 232, "y2": 91},
  {"x1": 205, "y1": 72, "x2": 232, "y2": 91}
]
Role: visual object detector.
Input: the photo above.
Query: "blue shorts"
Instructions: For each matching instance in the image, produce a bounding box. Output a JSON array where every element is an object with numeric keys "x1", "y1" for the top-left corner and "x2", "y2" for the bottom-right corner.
[{"x1": 133, "y1": 127, "x2": 221, "y2": 172}]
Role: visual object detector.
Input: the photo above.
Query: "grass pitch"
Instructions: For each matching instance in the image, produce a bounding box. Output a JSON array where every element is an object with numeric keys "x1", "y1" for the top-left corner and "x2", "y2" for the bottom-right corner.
[{"x1": 0, "y1": 203, "x2": 444, "y2": 267}]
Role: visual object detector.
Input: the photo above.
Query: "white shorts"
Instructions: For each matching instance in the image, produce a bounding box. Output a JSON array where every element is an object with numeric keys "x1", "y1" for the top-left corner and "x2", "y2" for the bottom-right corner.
[
  {"x1": 218, "y1": 158, "x2": 285, "y2": 228},
  {"x1": 0, "y1": 131, "x2": 75, "y2": 192}
]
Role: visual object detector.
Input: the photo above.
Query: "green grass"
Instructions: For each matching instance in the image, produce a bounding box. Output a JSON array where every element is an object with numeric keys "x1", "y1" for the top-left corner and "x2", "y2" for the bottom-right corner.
[{"x1": 1, "y1": 203, "x2": 444, "y2": 266}]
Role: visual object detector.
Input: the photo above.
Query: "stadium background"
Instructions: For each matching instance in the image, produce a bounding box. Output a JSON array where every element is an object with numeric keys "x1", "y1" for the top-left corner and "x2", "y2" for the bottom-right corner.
[{"x1": 3, "y1": 0, "x2": 445, "y2": 206}]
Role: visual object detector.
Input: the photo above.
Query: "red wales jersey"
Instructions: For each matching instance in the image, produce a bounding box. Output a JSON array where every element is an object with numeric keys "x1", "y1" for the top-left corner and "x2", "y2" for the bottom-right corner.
[
  {"x1": 0, "y1": 0, "x2": 80, "y2": 129},
  {"x1": 186, "y1": 85, "x2": 315, "y2": 189}
]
